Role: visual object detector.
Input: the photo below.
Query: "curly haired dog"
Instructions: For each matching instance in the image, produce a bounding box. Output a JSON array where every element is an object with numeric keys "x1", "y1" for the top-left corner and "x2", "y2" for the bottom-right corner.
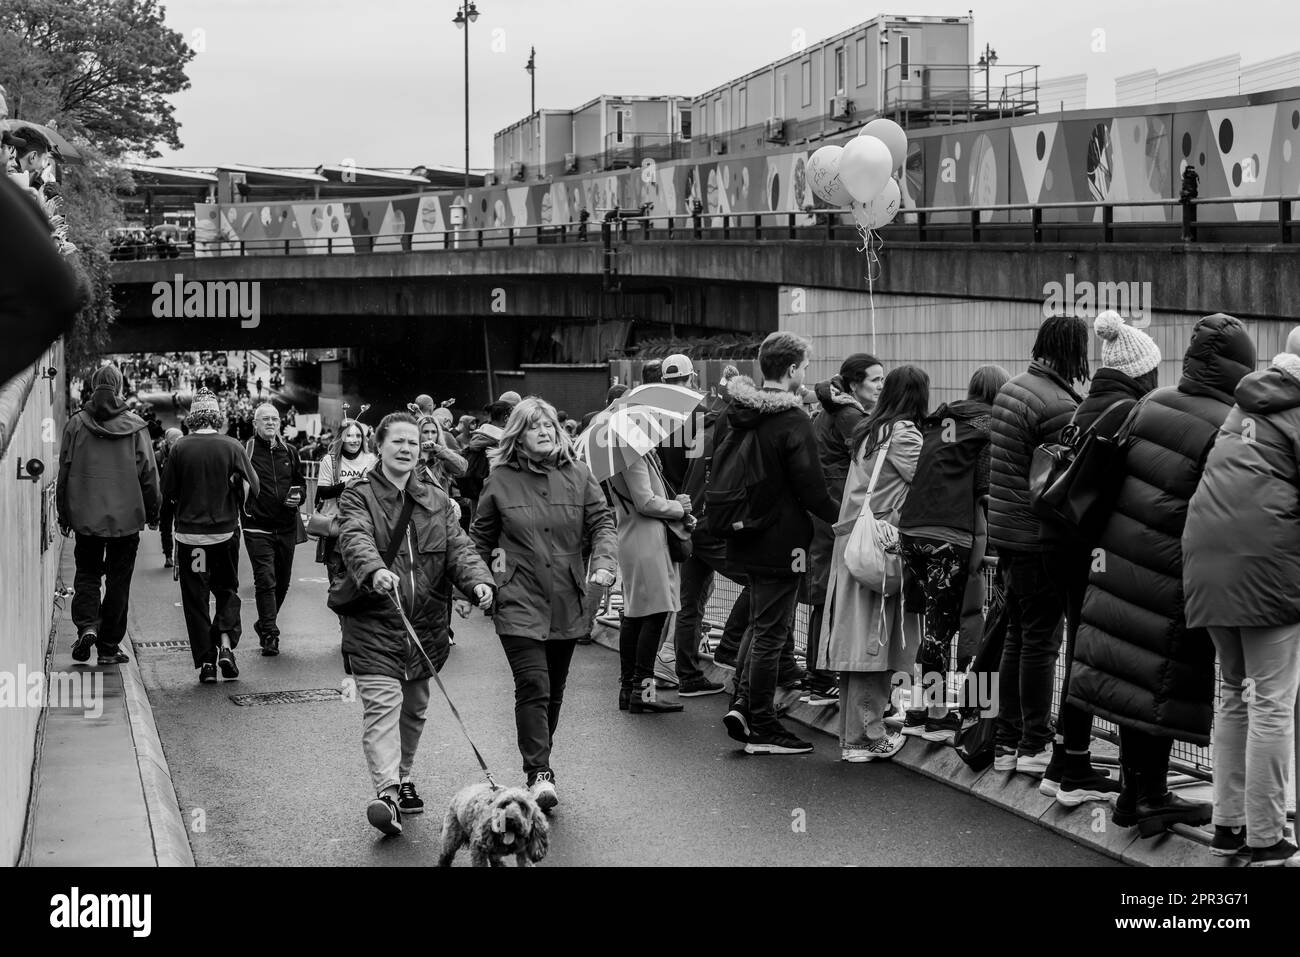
[{"x1": 437, "y1": 783, "x2": 549, "y2": 867}]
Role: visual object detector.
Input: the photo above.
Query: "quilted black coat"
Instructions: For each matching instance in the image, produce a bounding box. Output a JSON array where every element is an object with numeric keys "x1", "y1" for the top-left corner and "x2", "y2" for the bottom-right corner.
[
  {"x1": 987, "y1": 361, "x2": 1083, "y2": 552},
  {"x1": 1068, "y1": 314, "x2": 1256, "y2": 743}
]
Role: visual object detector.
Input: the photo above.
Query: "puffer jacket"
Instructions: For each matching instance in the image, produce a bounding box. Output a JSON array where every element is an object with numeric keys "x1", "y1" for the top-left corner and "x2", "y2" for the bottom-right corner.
[
  {"x1": 812, "y1": 376, "x2": 867, "y2": 490},
  {"x1": 1184, "y1": 350, "x2": 1300, "y2": 629},
  {"x1": 988, "y1": 361, "x2": 1083, "y2": 552},
  {"x1": 712, "y1": 376, "x2": 840, "y2": 578},
  {"x1": 470, "y1": 454, "x2": 618, "y2": 640},
  {"x1": 1070, "y1": 315, "x2": 1254, "y2": 742},
  {"x1": 337, "y1": 467, "x2": 493, "y2": 679},
  {"x1": 897, "y1": 398, "x2": 991, "y2": 534},
  {"x1": 1072, "y1": 367, "x2": 1155, "y2": 435},
  {"x1": 56, "y1": 387, "x2": 161, "y2": 537}
]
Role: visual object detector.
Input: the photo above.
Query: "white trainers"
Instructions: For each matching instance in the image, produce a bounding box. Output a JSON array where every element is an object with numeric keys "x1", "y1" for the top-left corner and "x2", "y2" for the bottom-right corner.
[
  {"x1": 994, "y1": 747, "x2": 1018, "y2": 771},
  {"x1": 842, "y1": 732, "x2": 905, "y2": 762},
  {"x1": 1016, "y1": 749, "x2": 1052, "y2": 776}
]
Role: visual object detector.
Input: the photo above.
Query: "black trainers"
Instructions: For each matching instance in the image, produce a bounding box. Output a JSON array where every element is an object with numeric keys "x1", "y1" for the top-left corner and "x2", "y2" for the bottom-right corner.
[
  {"x1": 744, "y1": 728, "x2": 814, "y2": 755},
  {"x1": 919, "y1": 712, "x2": 963, "y2": 745},
  {"x1": 198, "y1": 662, "x2": 217, "y2": 684},
  {"x1": 97, "y1": 649, "x2": 130, "y2": 666},
  {"x1": 72, "y1": 631, "x2": 96, "y2": 663},
  {"x1": 528, "y1": 770, "x2": 559, "y2": 812},
  {"x1": 723, "y1": 700, "x2": 751, "y2": 743},
  {"x1": 397, "y1": 781, "x2": 424, "y2": 814},
  {"x1": 803, "y1": 686, "x2": 840, "y2": 707},
  {"x1": 900, "y1": 709, "x2": 929, "y2": 737},
  {"x1": 1039, "y1": 746, "x2": 1067, "y2": 797},
  {"x1": 1210, "y1": 825, "x2": 1248, "y2": 857},
  {"x1": 1249, "y1": 839, "x2": 1299, "y2": 867},
  {"x1": 679, "y1": 677, "x2": 725, "y2": 697},
  {"x1": 217, "y1": 647, "x2": 238, "y2": 679},
  {"x1": 1055, "y1": 768, "x2": 1121, "y2": 807},
  {"x1": 260, "y1": 636, "x2": 279, "y2": 657},
  {"x1": 367, "y1": 795, "x2": 403, "y2": 836}
]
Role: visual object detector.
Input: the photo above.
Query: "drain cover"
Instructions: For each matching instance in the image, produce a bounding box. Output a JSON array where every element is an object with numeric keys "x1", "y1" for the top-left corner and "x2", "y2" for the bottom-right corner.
[
  {"x1": 134, "y1": 640, "x2": 190, "y2": 650},
  {"x1": 228, "y1": 689, "x2": 344, "y2": 707}
]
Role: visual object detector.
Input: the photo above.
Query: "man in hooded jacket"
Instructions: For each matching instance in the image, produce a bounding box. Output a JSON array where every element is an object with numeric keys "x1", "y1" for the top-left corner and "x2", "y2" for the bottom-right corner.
[{"x1": 57, "y1": 364, "x2": 161, "y2": 665}]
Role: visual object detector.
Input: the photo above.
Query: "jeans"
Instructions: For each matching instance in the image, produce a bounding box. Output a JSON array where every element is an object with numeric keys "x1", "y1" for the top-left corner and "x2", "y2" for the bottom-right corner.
[
  {"x1": 177, "y1": 537, "x2": 243, "y2": 668},
  {"x1": 839, "y1": 670, "x2": 894, "y2": 746},
  {"x1": 500, "y1": 635, "x2": 578, "y2": 776},
  {"x1": 670, "y1": 553, "x2": 723, "y2": 683},
  {"x1": 158, "y1": 498, "x2": 175, "y2": 557},
  {"x1": 1209, "y1": 623, "x2": 1300, "y2": 848},
  {"x1": 72, "y1": 532, "x2": 141, "y2": 652},
  {"x1": 353, "y1": 674, "x2": 431, "y2": 796},
  {"x1": 736, "y1": 575, "x2": 801, "y2": 734},
  {"x1": 243, "y1": 529, "x2": 297, "y2": 642},
  {"x1": 995, "y1": 548, "x2": 1071, "y2": 756},
  {"x1": 620, "y1": 612, "x2": 670, "y2": 688}
]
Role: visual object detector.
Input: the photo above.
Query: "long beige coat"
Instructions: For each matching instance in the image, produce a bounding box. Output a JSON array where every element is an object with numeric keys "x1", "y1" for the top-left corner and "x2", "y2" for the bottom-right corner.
[
  {"x1": 609, "y1": 453, "x2": 685, "y2": 617},
  {"x1": 817, "y1": 421, "x2": 922, "y2": 673}
]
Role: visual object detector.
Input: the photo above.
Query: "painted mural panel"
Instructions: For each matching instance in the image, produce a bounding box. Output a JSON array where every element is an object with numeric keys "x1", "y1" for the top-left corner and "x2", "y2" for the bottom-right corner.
[{"x1": 194, "y1": 90, "x2": 1300, "y2": 253}]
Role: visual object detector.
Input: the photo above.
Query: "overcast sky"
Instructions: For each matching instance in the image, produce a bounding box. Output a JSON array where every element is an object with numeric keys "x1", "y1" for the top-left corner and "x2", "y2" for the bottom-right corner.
[{"x1": 153, "y1": 0, "x2": 1300, "y2": 168}]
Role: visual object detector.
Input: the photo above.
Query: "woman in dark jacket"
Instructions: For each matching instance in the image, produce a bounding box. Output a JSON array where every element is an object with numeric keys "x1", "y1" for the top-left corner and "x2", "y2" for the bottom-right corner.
[
  {"x1": 1042, "y1": 313, "x2": 1161, "y2": 805},
  {"x1": 336, "y1": 412, "x2": 494, "y2": 837},
  {"x1": 470, "y1": 397, "x2": 618, "y2": 812},
  {"x1": 896, "y1": 364, "x2": 1007, "y2": 743},
  {"x1": 1072, "y1": 315, "x2": 1256, "y2": 840},
  {"x1": 803, "y1": 353, "x2": 883, "y2": 706}
]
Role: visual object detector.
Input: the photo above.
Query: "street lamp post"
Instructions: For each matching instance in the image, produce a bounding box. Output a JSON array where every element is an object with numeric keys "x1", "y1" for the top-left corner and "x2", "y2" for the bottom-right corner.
[
  {"x1": 452, "y1": 1, "x2": 480, "y2": 191},
  {"x1": 525, "y1": 46, "x2": 536, "y2": 118},
  {"x1": 977, "y1": 42, "x2": 998, "y2": 109}
]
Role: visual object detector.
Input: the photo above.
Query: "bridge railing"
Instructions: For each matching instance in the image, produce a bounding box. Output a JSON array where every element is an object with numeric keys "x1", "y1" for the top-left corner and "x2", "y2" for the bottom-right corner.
[{"x1": 176, "y1": 194, "x2": 1300, "y2": 259}]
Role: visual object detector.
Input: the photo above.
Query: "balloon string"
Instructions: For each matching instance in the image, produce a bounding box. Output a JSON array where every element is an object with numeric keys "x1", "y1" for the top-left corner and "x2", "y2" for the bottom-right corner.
[{"x1": 856, "y1": 225, "x2": 883, "y2": 355}]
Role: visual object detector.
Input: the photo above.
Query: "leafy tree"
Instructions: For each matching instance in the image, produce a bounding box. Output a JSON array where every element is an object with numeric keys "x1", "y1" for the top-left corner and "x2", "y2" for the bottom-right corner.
[{"x1": 0, "y1": 0, "x2": 193, "y2": 158}]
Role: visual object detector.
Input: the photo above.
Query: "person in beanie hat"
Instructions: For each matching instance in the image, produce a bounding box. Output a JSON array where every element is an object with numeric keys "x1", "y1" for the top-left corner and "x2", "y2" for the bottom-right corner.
[
  {"x1": 162, "y1": 388, "x2": 259, "y2": 683},
  {"x1": 1033, "y1": 312, "x2": 1161, "y2": 803},
  {"x1": 57, "y1": 363, "x2": 161, "y2": 666},
  {"x1": 1071, "y1": 314, "x2": 1254, "y2": 840}
]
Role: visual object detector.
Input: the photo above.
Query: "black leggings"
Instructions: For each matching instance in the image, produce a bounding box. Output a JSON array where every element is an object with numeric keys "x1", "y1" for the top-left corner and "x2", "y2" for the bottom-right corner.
[{"x1": 619, "y1": 612, "x2": 670, "y2": 688}]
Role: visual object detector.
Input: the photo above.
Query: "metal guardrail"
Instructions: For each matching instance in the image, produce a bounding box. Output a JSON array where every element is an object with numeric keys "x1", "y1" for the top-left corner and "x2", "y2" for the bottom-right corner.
[{"x1": 168, "y1": 194, "x2": 1300, "y2": 260}]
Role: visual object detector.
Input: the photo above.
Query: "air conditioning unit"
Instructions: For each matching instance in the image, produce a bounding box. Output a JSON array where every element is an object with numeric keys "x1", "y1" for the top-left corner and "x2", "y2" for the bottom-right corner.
[
  {"x1": 510, "y1": 161, "x2": 526, "y2": 181},
  {"x1": 711, "y1": 137, "x2": 728, "y2": 155},
  {"x1": 564, "y1": 152, "x2": 578, "y2": 173},
  {"x1": 765, "y1": 117, "x2": 786, "y2": 143},
  {"x1": 829, "y1": 96, "x2": 853, "y2": 121}
]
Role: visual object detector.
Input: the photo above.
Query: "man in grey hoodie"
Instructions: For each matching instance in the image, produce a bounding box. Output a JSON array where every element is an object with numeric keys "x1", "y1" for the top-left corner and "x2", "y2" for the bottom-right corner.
[{"x1": 57, "y1": 363, "x2": 161, "y2": 666}]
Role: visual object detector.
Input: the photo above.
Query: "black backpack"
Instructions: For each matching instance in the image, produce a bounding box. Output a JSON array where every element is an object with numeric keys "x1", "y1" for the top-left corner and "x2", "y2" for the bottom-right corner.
[
  {"x1": 703, "y1": 425, "x2": 776, "y2": 539},
  {"x1": 460, "y1": 441, "x2": 493, "y2": 502}
]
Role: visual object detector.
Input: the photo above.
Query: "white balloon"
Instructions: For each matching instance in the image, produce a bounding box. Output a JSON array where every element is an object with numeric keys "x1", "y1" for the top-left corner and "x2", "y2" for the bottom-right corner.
[
  {"x1": 839, "y1": 136, "x2": 894, "y2": 204},
  {"x1": 807, "y1": 145, "x2": 851, "y2": 206},
  {"x1": 851, "y1": 178, "x2": 901, "y2": 230},
  {"x1": 858, "y1": 118, "x2": 908, "y2": 171}
]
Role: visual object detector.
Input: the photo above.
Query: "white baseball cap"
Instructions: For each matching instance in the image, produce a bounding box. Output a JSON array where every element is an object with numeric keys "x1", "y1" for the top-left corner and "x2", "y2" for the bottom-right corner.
[{"x1": 662, "y1": 354, "x2": 695, "y2": 381}]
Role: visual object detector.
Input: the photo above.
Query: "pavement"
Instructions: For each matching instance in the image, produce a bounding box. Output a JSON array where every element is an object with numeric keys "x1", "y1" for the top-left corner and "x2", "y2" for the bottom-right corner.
[{"x1": 22, "y1": 530, "x2": 1127, "y2": 867}]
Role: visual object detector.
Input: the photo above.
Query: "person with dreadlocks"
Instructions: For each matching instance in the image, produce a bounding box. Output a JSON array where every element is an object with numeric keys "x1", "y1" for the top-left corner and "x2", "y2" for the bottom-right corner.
[{"x1": 987, "y1": 314, "x2": 1091, "y2": 778}]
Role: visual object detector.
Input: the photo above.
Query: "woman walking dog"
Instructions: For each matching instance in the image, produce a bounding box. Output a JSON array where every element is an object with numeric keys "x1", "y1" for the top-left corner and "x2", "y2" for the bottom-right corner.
[
  {"x1": 333, "y1": 412, "x2": 494, "y2": 837},
  {"x1": 470, "y1": 397, "x2": 618, "y2": 812}
]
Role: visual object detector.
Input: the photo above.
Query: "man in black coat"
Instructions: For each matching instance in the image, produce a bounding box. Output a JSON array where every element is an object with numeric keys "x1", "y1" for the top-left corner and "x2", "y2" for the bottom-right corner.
[
  {"x1": 714, "y1": 333, "x2": 839, "y2": 756},
  {"x1": 242, "y1": 403, "x2": 306, "y2": 656}
]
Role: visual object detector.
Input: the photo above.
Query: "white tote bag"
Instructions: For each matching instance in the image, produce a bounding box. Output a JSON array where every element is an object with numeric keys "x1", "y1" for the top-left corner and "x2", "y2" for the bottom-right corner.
[{"x1": 844, "y1": 431, "x2": 904, "y2": 594}]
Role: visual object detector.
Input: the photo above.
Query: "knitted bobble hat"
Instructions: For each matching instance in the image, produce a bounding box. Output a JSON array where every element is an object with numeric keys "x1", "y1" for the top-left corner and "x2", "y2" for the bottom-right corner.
[{"x1": 1094, "y1": 310, "x2": 1160, "y2": 377}]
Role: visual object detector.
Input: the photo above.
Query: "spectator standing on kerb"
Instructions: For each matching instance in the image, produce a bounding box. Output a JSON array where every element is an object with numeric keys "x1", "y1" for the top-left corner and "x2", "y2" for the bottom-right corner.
[
  {"x1": 242, "y1": 403, "x2": 306, "y2": 657},
  {"x1": 57, "y1": 363, "x2": 161, "y2": 667},
  {"x1": 163, "y1": 389, "x2": 258, "y2": 684},
  {"x1": 1182, "y1": 325, "x2": 1300, "y2": 868},
  {"x1": 715, "y1": 332, "x2": 840, "y2": 756}
]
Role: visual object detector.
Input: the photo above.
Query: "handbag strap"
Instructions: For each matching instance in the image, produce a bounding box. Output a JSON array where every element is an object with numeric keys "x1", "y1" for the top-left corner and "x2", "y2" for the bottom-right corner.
[
  {"x1": 380, "y1": 489, "x2": 417, "y2": 569},
  {"x1": 864, "y1": 425, "x2": 897, "y2": 499}
]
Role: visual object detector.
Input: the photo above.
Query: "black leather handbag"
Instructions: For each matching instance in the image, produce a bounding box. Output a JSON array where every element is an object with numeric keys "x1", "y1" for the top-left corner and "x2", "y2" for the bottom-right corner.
[{"x1": 1028, "y1": 398, "x2": 1140, "y2": 544}]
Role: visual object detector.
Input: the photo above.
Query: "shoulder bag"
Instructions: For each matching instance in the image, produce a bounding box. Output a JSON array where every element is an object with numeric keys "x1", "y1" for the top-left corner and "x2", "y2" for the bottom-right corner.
[{"x1": 844, "y1": 429, "x2": 904, "y2": 594}]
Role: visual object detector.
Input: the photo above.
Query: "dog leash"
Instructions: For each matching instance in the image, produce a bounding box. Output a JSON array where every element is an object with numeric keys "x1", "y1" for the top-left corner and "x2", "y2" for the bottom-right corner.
[{"x1": 387, "y1": 590, "x2": 500, "y2": 791}]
